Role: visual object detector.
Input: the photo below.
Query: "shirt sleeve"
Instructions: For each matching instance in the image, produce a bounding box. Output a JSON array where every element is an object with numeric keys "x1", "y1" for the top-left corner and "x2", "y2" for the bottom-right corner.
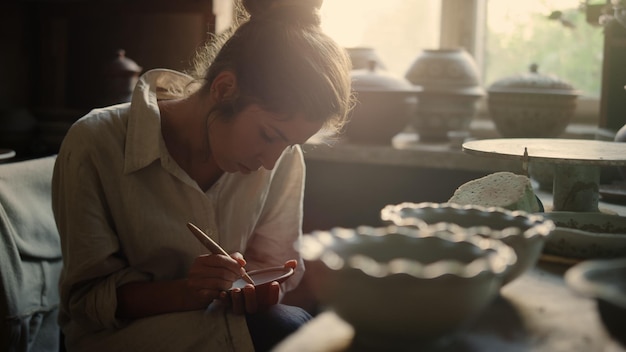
[
  {"x1": 243, "y1": 145, "x2": 306, "y2": 293},
  {"x1": 52, "y1": 122, "x2": 151, "y2": 330}
]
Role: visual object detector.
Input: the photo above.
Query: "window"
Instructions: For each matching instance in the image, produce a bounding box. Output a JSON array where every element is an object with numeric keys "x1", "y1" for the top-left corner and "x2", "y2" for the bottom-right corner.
[
  {"x1": 319, "y1": 0, "x2": 605, "y2": 124},
  {"x1": 485, "y1": 0, "x2": 604, "y2": 97},
  {"x1": 320, "y1": 0, "x2": 441, "y2": 78}
]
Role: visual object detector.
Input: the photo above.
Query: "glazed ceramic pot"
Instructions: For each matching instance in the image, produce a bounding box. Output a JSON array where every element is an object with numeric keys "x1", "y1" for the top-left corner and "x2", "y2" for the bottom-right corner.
[
  {"x1": 405, "y1": 48, "x2": 484, "y2": 142},
  {"x1": 487, "y1": 64, "x2": 579, "y2": 138},
  {"x1": 344, "y1": 61, "x2": 419, "y2": 145}
]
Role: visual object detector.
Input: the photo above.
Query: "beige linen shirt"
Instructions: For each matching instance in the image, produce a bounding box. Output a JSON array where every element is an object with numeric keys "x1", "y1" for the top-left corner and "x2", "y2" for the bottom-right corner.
[{"x1": 52, "y1": 69, "x2": 306, "y2": 351}]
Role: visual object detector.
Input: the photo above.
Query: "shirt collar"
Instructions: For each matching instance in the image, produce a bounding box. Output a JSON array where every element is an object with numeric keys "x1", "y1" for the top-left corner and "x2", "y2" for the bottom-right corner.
[{"x1": 124, "y1": 69, "x2": 195, "y2": 174}]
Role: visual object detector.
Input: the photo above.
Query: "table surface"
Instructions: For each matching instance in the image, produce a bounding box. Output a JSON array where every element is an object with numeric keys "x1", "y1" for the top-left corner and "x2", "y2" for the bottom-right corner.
[
  {"x1": 463, "y1": 138, "x2": 626, "y2": 166},
  {"x1": 275, "y1": 195, "x2": 626, "y2": 352},
  {"x1": 273, "y1": 261, "x2": 625, "y2": 352}
]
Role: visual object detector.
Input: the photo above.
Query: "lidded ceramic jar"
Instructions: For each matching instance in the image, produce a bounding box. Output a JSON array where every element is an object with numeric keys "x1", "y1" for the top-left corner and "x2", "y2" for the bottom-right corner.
[
  {"x1": 487, "y1": 63, "x2": 579, "y2": 138},
  {"x1": 346, "y1": 47, "x2": 387, "y2": 71},
  {"x1": 405, "y1": 48, "x2": 484, "y2": 142},
  {"x1": 344, "y1": 61, "x2": 420, "y2": 145},
  {"x1": 103, "y1": 49, "x2": 143, "y2": 105}
]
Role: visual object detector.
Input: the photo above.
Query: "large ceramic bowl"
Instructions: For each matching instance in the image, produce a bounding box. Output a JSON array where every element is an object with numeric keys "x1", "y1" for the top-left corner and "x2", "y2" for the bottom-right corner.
[
  {"x1": 380, "y1": 202, "x2": 555, "y2": 285},
  {"x1": 301, "y1": 225, "x2": 516, "y2": 347},
  {"x1": 542, "y1": 211, "x2": 626, "y2": 259},
  {"x1": 565, "y1": 258, "x2": 626, "y2": 347}
]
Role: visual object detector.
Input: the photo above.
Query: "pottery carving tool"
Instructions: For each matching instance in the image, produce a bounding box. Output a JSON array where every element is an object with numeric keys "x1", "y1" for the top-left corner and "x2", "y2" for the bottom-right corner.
[{"x1": 186, "y1": 222, "x2": 255, "y2": 285}]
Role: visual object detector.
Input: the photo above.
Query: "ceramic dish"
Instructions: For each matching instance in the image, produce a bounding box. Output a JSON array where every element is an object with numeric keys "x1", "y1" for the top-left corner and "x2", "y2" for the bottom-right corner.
[
  {"x1": 541, "y1": 212, "x2": 626, "y2": 260},
  {"x1": 380, "y1": 202, "x2": 555, "y2": 285},
  {"x1": 230, "y1": 266, "x2": 294, "y2": 290},
  {"x1": 565, "y1": 258, "x2": 626, "y2": 347},
  {"x1": 301, "y1": 224, "x2": 516, "y2": 348}
]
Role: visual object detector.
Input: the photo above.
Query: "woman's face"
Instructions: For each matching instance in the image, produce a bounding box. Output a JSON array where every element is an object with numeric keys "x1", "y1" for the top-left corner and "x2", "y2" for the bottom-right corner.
[{"x1": 208, "y1": 104, "x2": 323, "y2": 173}]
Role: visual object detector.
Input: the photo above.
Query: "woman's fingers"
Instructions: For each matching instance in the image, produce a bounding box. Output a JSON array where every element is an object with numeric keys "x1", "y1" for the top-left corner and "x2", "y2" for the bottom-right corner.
[
  {"x1": 230, "y1": 252, "x2": 248, "y2": 267},
  {"x1": 267, "y1": 281, "x2": 280, "y2": 306},
  {"x1": 284, "y1": 259, "x2": 297, "y2": 269},
  {"x1": 186, "y1": 253, "x2": 249, "y2": 304},
  {"x1": 192, "y1": 254, "x2": 243, "y2": 277},
  {"x1": 243, "y1": 285, "x2": 258, "y2": 313}
]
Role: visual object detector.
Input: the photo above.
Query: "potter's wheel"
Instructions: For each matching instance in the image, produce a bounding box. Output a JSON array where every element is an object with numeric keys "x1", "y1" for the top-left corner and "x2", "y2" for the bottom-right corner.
[{"x1": 462, "y1": 138, "x2": 626, "y2": 212}]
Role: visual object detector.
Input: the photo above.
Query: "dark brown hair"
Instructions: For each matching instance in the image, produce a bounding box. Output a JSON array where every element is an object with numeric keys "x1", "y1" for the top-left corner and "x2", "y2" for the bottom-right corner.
[{"x1": 191, "y1": 0, "x2": 353, "y2": 137}]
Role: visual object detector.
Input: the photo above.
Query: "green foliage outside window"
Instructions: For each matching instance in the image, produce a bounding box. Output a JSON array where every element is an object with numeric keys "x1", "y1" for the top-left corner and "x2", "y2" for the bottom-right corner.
[{"x1": 485, "y1": 4, "x2": 604, "y2": 97}]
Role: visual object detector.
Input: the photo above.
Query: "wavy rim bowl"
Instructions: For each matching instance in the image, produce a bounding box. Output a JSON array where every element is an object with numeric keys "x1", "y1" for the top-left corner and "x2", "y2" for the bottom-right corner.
[
  {"x1": 302, "y1": 224, "x2": 517, "y2": 343},
  {"x1": 380, "y1": 202, "x2": 554, "y2": 239},
  {"x1": 303, "y1": 224, "x2": 516, "y2": 280},
  {"x1": 379, "y1": 202, "x2": 555, "y2": 285}
]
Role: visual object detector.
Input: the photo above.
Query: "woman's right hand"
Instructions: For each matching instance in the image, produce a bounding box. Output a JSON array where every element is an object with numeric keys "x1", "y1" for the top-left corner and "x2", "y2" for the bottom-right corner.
[{"x1": 186, "y1": 252, "x2": 249, "y2": 306}]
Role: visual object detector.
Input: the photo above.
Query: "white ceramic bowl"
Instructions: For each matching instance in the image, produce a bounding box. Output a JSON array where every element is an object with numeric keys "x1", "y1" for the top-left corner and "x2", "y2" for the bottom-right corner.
[
  {"x1": 380, "y1": 202, "x2": 555, "y2": 285},
  {"x1": 301, "y1": 225, "x2": 516, "y2": 346},
  {"x1": 542, "y1": 211, "x2": 626, "y2": 259},
  {"x1": 565, "y1": 258, "x2": 626, "y2": 347},
  {"x1": 229, "y1": 266, "x2": 294, "y2": 290}
]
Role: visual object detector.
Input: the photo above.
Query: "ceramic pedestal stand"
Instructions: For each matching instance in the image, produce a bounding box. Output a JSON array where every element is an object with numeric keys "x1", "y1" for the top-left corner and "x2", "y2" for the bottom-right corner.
[{"x1": 462, "y1": 138, "x2": 626, "y2": 212}]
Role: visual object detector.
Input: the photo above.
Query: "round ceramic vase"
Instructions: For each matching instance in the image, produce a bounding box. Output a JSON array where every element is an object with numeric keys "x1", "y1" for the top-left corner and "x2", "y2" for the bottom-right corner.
[
  {"x1": 405, "y1": 48, "x2": 484, "y2": 142},
  {"x1": 346, "y1": 61, "x2": 419, "y2": 145}
]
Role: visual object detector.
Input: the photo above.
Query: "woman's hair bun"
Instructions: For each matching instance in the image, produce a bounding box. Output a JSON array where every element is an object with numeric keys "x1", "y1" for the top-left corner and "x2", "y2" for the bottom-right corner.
[{"x1": 242, "y1": 0, "x2": 323, "y2": 25}]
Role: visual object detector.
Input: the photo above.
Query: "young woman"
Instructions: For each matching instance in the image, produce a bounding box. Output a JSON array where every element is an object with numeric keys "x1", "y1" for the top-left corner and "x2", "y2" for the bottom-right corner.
[{"x1": 51, "y1": 0, "x2": 353, "y2": 351}]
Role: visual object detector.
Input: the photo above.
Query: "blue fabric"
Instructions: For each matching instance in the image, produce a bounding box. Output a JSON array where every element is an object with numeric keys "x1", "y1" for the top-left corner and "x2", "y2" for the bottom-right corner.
[
  {"x1": 245, "y1": 304, "x2": 312, "y2": 352},
  {"x1": 0, "y1": 156, "x2": 62, "y2": 352}
]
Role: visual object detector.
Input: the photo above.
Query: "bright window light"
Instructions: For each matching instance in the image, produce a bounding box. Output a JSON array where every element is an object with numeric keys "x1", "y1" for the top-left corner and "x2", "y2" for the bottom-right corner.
[{"x1": 320, "y1": 0, "x2": 442, "y2": 78}]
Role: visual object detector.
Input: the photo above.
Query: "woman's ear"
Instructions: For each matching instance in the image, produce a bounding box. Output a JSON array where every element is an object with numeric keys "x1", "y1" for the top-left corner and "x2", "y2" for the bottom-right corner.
[{"x1": 210, "y1": 71, "x2": 238, "y2": 102}]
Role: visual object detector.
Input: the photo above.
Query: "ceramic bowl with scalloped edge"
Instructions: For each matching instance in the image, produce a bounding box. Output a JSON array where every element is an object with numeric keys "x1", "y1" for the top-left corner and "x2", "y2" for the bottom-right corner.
[
  {"x1": 380, "y1": 202, "x2": 555, "y2": 285},
  {"x1": 301, "y1": 224, "x2": 516, "y2": 347}
]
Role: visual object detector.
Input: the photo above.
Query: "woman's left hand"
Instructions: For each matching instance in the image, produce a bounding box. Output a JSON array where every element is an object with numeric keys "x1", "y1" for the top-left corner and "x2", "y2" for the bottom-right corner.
[{"x1": 222, "y1": 260, "x2": 297, "y2": 314}]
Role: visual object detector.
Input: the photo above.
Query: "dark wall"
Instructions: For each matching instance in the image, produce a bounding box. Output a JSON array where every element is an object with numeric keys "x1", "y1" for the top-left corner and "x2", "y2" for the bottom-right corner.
[
  {"x1": 302, "y1": 160, "x2": 488, "y2": 233},
  {"x1": 0, "y1": 1, "x2": 215, "y2": 158}
]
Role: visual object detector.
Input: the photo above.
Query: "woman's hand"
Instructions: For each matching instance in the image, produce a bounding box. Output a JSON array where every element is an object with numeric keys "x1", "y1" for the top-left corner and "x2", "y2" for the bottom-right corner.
[
  {"x1": 224, "y1": 260, "x2": 297, "y2": 315},
  {"x1": 185, "y1": 252, "x2": 249, "y2": 307}
]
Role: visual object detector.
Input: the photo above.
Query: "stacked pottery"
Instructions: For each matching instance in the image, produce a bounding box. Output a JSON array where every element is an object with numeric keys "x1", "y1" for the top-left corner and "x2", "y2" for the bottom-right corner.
[{"x1": 405, "y1": 48, "x2": 484, "y2": 142}]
